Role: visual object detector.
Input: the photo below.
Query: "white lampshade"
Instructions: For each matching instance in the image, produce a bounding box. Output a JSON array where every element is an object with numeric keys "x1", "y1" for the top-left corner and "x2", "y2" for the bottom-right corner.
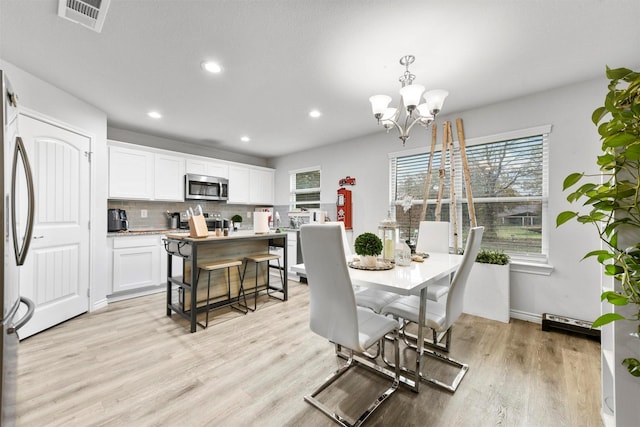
[
  {"x1": 369, "y1": 95, "x2": 392, "y2": 116},
  {"x1": 399, "y1": 84, "x2": 425, "y2": 109},
  {"x1": 416, "y1": 103, "x2": 434, "y2": 119},
  {"x1": 424, "y1": 89, "x2": 449, "y2": 114},
  {"x1": 381, "y1": 107, "x2": 397, "y2": 121}
]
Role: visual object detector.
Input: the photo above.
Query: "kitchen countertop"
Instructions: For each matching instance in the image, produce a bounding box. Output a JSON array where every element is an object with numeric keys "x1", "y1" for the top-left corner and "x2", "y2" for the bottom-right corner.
[{"x1": 107, "y1": 229, "x2": 182, "y2": 237}]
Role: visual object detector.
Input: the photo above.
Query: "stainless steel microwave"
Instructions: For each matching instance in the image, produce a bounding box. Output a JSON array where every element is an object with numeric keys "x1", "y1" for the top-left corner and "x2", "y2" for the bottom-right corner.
[{"x1": 185, "y1": 174, "x2": 228, "y2": 201}]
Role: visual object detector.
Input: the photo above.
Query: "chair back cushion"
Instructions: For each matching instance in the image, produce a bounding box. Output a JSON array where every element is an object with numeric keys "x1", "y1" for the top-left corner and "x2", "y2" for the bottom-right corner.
[
  {"x1": 446, "y1": 226, "x2": 484, "y2": 326},
  {"x1": 300, "y1": 224, "x2": 360, "y2": 349},
  {"x1": 416, "y1": 221, "x2": 450, "y2": 254}
]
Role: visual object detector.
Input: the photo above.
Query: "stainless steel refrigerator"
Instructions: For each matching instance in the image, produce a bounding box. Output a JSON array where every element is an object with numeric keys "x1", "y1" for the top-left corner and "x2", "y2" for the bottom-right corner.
[{"x1": 1, "y1": 70, "x2": 35, "y2": 426}]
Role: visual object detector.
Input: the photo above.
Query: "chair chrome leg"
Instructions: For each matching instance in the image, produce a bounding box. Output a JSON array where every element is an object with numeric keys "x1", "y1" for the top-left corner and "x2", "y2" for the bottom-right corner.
[
  {"x1": 381, "y1": 320, "x2": 466, "y2": 393},
  {"x1": 306, "y1": 334, "x2": 399, "y2": 427}
]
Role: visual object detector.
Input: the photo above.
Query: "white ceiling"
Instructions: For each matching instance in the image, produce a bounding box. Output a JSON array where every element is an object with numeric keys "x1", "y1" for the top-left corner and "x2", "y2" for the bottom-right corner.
[{"x1": 1, "y1": 0, "x2": 639, "y2": 159}]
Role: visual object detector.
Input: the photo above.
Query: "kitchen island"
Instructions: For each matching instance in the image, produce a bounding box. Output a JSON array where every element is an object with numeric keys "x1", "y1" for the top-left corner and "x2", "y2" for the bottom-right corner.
[{"x1": 163, "y1": 231, "x2": 287, "y2": 332}]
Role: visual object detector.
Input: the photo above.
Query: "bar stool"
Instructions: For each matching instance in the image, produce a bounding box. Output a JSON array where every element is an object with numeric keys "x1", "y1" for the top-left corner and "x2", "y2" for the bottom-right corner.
[
  {"x1": 240, "y1": 253, "x2": 285, "y2": 311},
  {"x1": 197, "y1": 258, "x2": 247, "y2": 329}
]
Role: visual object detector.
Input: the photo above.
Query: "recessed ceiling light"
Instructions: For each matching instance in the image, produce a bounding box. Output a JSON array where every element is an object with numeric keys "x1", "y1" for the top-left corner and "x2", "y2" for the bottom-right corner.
[
  {"x1": 240, "y1": 136, "x2": 251, "y2": 142},
  {"x1": 147, "y1": 111, "x2": 162, "y2": 119},
  {"x1": 201, "y1": 61, "x2": 222, "y2": 74},
  {"x1": 309, "y1": 110, "x2": 322, "y2": 118}
]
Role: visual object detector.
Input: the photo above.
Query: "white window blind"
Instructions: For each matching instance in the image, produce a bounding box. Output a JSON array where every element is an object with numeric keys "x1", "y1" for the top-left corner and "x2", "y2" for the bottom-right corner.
[
  {"x1": 290, "y1": 167, "x2": 321, "y2": 210},
  {"x1": 389, "y1": 125, "x2": 550, "y2": 257}
]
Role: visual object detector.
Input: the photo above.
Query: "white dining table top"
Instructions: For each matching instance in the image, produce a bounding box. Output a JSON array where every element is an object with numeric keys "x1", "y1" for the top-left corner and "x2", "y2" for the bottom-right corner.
[{"x1": 292, "y1": 252, "x2": 463, "y2": 296}]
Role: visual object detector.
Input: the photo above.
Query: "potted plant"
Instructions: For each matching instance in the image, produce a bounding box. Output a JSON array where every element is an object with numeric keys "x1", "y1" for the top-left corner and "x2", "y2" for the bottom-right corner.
[
  {"x1": 463, "y1": 249, "x2": 511, "y2": 323},
  {"x1": 557, "y1": 66, "x2": 640, "y2": 376},
  {"x1": 354, "y1": 232, "x2": 383, "y2": 267},
  {"x1": 231, "y1": 214, "x2": 243, "y2": 231}
]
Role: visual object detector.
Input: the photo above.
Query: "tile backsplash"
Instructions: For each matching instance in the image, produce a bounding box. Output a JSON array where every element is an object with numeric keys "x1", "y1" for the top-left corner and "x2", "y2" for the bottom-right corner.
[
  {"x1": 107, "y1": 201, "x2": 338, "y2": 231},
  {"x1": 107, "y1": 200, "x2": 267, "y2": 230}
]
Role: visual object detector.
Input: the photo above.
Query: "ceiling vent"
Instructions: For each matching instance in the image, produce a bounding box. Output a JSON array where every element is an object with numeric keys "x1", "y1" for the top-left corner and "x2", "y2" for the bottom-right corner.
[{"x1": 57, "y1": 0, "x2": 111, "y2": 33}]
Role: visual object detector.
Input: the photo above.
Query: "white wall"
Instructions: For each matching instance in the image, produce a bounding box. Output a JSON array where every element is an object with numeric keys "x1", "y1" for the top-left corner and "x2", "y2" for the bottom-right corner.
[
  {"x1": 107, "y1": 127, "x2": 268, "y2": 167},
  {"x1": 270, "y1": 77, "x2": 606, "y2": 323},
  {"x1": 0, "y1": 60, "x2": 110, "y2": 311}
]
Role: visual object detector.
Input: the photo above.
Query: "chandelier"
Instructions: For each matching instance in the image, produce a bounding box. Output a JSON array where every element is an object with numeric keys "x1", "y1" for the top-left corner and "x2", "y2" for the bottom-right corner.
[{"x1": 369, "y1": 55, "x2": 448, "y2": 145}]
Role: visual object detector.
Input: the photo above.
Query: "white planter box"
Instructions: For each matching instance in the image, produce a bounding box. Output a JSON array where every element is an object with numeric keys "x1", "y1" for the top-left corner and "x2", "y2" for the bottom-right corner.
[{"x1": 463, "y1": 262, "x2": 510, "y2": 323}]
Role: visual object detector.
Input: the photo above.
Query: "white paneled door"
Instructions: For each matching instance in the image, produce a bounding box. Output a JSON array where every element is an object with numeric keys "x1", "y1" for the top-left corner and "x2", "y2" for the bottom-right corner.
[{"x1": 17, "y1": 114, "x2": 90, "y2": 339}]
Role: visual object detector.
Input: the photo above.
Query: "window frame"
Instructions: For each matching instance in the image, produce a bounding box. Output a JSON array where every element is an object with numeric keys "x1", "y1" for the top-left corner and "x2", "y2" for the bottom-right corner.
[
  {"x1": 289, "y1": 165, "x2": 321, "y2": 211},
  {"x1": 389, "y1": 124, "x2": 552, "y2": 264}
]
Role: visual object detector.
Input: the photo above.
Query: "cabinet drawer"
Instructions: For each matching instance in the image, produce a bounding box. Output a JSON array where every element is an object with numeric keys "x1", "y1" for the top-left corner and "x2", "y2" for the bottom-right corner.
[{"x1": 113, "y1": 236, "x2": 159, "y2": 249}]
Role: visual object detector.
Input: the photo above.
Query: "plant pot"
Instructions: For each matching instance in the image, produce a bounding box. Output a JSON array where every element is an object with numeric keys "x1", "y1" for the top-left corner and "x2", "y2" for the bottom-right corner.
[
  {"x1": 463, "y1": 262, "x2": 510, "y2": 323},
  {"x1": 360, "y1": 255, "x2": 377, "y2": 268}
]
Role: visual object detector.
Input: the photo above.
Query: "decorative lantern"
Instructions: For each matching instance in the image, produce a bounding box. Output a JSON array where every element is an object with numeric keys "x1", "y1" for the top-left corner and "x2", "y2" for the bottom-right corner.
[{"x1": 378, "y1": 212, "x2": 398, "y2": 264}]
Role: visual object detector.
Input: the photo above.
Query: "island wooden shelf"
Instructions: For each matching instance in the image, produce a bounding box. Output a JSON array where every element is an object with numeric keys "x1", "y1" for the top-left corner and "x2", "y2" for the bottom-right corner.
[{"x1": 163, "y1": 231, "x2": 288, "y2": 332}]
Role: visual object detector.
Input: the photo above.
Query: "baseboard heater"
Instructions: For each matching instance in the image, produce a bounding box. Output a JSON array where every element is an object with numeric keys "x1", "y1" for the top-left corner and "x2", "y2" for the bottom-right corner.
[{"x1": 541, "y1": 313, "x2": 600, "y2": 341}]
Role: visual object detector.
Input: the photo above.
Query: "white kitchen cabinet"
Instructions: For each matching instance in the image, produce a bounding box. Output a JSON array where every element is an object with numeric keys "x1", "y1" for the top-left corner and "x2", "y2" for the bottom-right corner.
[
  {"x1": 250, "y1": 168, "x2": 275, "y2": 205},
  {"x1": 112, "y1": 236, "x2": 161, "y2": 293},
  {"x1": 185, "y1": 158, "x2": 229, "y2": 178},
  {"x1": 109, "y1": 234, "x2": 181, "y2": 298},
  {"x1": 228, "y1": 165, "x2": 250, "y2": 204},
  {"x1": 287, "y1": 231, "x2": 298, "y2": 280},
  {"x1": 267, "y1": 232, "x2": 297, "y2": 280},
  {"x1": 154, "y1": 153, "x2": 185, "y2": 201},
  {"x1": 108, "y1": 145, "x2": 154, "y2": 199}
]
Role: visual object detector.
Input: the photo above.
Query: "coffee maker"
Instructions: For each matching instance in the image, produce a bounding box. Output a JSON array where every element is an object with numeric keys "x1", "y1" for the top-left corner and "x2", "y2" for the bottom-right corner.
[{"x1": 108, "y1": 208, "x2": 128, "y2": 232}]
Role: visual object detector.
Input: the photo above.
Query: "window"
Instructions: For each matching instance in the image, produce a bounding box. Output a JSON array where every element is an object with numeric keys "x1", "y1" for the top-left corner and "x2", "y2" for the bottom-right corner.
[
  {"x1": 389, "y1": 125, "x2": 550, "y2": 259},
  {"x1": 290, "y1": 167, "x2": 321, "y2": 210}
]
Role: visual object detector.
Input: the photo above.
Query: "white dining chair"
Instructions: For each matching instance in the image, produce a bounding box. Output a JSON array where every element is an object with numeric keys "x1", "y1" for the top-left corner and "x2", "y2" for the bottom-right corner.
[
  {"x1": 415, "y1": 221, "x2": 450, "y2": 254},
  {"x1": 381, "y1": 226, "x2": 484, "y2": 392},
  {"x1": 300, "y1": 224, "x2": 400, "y2": 426},
  {"x1": 414, "y1": 221, "x2": 452, "y2": 303}
]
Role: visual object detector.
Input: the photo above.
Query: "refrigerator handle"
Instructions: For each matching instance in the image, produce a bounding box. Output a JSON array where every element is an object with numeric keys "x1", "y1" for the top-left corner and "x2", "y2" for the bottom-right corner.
[
  {"x1": 11, "y1": 136, "x2": 35, "y2": 266},
  {"x1": 9, "y1": 296, "x2": 35, "y2": 336}
]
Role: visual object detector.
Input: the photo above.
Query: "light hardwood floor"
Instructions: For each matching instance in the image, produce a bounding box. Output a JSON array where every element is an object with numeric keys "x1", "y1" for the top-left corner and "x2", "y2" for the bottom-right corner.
[{"x1": 16, "y1": 280, "x2": 601, "y2": 426}]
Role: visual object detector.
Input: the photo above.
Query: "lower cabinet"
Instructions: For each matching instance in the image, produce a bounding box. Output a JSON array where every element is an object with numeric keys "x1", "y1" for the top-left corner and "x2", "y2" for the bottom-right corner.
[
  {"x1": 109, "y1": 234, "x2": 181, "y2": 298},
  {"x1": 112, "y1": 236, "x2": 160, "y2": 293}
]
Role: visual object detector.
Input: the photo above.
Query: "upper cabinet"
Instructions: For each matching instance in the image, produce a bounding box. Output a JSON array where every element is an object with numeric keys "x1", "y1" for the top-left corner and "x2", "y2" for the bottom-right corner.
[
  {"x1": 108, "y1": 140, "x2": 274, "y2": 205},
  {"x1": 154, "y1": 154, "x2": 185, "y2": 201},
  {"x1": 250, "y1": 168, "x2": 274, "y2": 205},
  {"x1": 108, "y1": 142, "x2": 184, "y2": 201},
  {"x1": 185, "y1": 158, "x2": 229, "y2": 179},
  {"x1": 228, "y1": 165, "x2": 274, "y2": 205},
  {"x1": 228, "y1": 165, "x2": 250, "y2": 204},
  {"x1": 108, "y1": 145, "x2": 154, "y2": 199}
]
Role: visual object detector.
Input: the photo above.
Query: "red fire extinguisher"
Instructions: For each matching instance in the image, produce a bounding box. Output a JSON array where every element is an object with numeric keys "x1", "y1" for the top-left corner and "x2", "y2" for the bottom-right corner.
[{"x1": 337, "y1": 188, "x2": 352, "y2": 229}]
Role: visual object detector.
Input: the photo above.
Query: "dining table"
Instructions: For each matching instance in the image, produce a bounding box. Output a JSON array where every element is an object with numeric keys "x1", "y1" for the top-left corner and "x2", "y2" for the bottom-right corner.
[{"x1": 291, "y1": 251, "x2": 463, "y2": 393}]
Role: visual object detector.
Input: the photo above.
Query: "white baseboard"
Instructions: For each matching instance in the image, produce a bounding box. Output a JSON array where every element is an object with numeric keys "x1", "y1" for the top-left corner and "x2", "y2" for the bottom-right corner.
[
  {"x1": 510, "y1": 309, "x2": 542, "y2": 324},
  {"x1": 107, "y1": 286, "x2": 165, "y2": 303},
  {"x1": 91, "y1": 298, "x2": 108, "y2": 312}
]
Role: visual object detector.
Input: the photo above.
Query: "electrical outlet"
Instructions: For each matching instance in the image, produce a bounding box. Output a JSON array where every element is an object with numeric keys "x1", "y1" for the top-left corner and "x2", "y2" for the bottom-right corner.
[
  {"x1": 247, "y1": 211, "x2": 252, "y2": 219},
  {"x1": 141, "y1": 209, "x2": 148, "y2": 218}
]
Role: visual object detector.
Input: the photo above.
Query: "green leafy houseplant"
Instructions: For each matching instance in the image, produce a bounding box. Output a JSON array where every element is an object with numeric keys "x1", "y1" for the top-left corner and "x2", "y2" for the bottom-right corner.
[
  {"x1": 475, "y1": 249, "x2": 510, "y2": 265},
  {"x1": 231, "y1": 214, "x2": 243, "y2": 230},
  {"x1": 557, "y1": 66, "x2": 640, "y2": 377},
  {"x1": 354, "y1": 232, "x2": 383, "y2": 257}
]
